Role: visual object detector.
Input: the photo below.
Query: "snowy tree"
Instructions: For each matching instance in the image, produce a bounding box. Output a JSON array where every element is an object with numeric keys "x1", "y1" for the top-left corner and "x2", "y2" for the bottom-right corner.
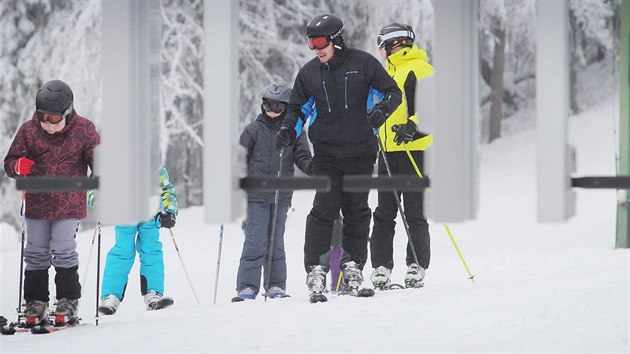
[
  {"x1": 569, "y1": 0, "x2": 618, "y2": 114},
  {"x1": 481, "y1": 0, "x2": 507, "y2": 143},
  {"x1": 480, "y1": 0, "x2": 537, "y2": 143},
  {"x1": 0, "y1": 0, "x2": 618, "y2": 231},
  {"x1": 160, "y1": 0, "x2": 204, "y2": 207}
]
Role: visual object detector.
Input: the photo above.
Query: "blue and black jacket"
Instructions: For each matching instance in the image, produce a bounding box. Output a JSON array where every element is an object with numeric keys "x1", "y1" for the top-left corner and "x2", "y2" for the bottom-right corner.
[{"x1": 283, "y1": 47, "x2": 402, "y2": 158}]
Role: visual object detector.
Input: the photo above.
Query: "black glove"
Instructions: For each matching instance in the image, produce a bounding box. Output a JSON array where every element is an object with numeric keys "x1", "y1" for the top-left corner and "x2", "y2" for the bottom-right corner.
[
  {"x1": 0, "y1": 316, "x2": 7, "y2": 327},
  {"x1": 367, "y1": 108, "x2": 387, "y2": 129},
  {"x1": 276, "y1": 126, "x2": 296, "y2": 148},
  {"x1": 392, "y1": 121, "x2": 427, "y2": 145},
  {"x1": 158, "y1": 212, "x2": 176, "y2": 229}
]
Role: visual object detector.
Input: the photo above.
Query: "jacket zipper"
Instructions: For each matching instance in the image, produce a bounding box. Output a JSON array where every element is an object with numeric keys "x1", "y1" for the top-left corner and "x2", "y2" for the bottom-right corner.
[
  {"x1": 344, "y1": 75, "x2": 348, "y2": 110},
  {"x1": 322, "y1": 80, "x2": 332, "y2": 112}
]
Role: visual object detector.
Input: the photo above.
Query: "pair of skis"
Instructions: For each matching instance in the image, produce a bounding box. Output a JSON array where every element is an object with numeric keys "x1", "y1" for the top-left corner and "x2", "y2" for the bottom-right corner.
[{"x1": 1, "y1": 316, "x2": 82, "y2": 335}]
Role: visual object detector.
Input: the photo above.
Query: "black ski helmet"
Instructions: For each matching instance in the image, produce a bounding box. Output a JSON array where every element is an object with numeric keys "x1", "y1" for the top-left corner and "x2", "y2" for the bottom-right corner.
[
  {"x1": 306, "y1": 14, "x2": 344, "y2": 45},
  {"x1": 377, "y1": 23, "x2": 415, "y2": 56},
  {"x1": 262, "y1": 81, "x2": 292, "y2": 103},
  {"x1": 35, "y1": 79, "x2": 74, "y2": 115}
]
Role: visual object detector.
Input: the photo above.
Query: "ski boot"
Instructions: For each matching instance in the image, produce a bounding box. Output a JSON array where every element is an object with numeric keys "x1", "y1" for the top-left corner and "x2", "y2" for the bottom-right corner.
[
  {"x1": 306, "y1": 265, "x2": 327, "y2": 303},
  {"x1": 144, "y1": 291, "x2": 174, "y2": 311},
  {"x1": 98, "y1": 294, "x2": 121, "y2": 315},
  {"x1": 405, "y1": 263, "x2": 425, "y2": 288},
  {"x1": 370, "y1": 266, "x2": 392, "y2": 290},
  {"x1": 266, "y1": 286, "x2": 290, "y2": 299},
  {"x1": 54, "y1": 298, "x2": 79, "y2": 326},
  {"x1": 232, "y1": 287, "x2": 257, "y2": 302},
  {"x1": 24, "y1": 300, "x2": 49, "y2": 327},
  {"x1": 340, "y1": 261, "x2": 363, "y2": 293}
]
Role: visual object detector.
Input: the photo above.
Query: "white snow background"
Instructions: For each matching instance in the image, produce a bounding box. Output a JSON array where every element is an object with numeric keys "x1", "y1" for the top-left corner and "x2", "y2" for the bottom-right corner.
[{"x1": 1, "y1": 73, "x2": 628, "y2": 354}]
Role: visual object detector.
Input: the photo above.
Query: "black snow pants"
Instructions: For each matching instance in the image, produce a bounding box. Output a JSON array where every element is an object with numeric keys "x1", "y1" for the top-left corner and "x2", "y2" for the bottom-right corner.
[
  {"x1": 304, "y1": 153, "x2": 376, "y2": 272},
  {"x1": 370, "y1": 150, "x2": 431, "y2": 270}
]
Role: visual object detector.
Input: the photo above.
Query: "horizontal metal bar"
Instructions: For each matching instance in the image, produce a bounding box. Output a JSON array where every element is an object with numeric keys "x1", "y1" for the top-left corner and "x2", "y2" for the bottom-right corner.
[
  {"x1": 240, "y1": 176, "x2": 331, "y2": 192},
  {"x1": 571, "y1": 176, "x2": 630, "y2": 189},
  {"x1": 343, "y1": 175, "x2": 429, "y2": 192},
  {"x1": 16, "y1": 177, "x2": 99, "y2": 192}
]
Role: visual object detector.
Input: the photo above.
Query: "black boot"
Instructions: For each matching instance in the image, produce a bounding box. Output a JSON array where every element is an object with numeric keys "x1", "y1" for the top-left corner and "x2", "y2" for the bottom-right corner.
[
  {"x1": 55, "y1": 266, "x2": 81, "y2": 300},
  {"x1": 24, "y1": 269, "x2": 50, "y2": 303}
]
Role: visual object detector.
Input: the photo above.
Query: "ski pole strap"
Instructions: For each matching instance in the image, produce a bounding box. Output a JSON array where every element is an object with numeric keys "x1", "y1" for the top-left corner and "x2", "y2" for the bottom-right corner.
[{"x1": 443, "y1": 224, "x2": 476, "y2": 283}]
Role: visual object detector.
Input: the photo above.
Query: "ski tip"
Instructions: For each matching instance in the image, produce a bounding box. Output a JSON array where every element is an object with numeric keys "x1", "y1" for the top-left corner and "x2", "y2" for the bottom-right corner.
[
  {"x1": 309, "y1": 294, "x2": 328, "y2": 303},
  {"x1": 356, "y1": 288, "x2": 376, "y2": 297}
]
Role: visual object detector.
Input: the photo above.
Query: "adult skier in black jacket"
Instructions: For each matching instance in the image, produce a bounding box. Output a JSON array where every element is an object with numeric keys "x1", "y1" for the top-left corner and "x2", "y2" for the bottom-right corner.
[{"x1": 277, "y1": 13, "x2": 402, "y2": 295}]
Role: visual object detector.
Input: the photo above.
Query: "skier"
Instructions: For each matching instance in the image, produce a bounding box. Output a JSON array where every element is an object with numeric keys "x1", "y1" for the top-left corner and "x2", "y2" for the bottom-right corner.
[
  {"x1": 3, "y1": 79, "x2": 100, "y2": 326},
  {"x1": 276, "y1": 13, "x2": 402, "y2": 299},
  {"x1": 370, "y1": 23, "x2": 434, "y2": 289},
  {"x1": 98, "y1": 166, "x2": 178, "y2": 314},
  {"x1": 234, "y1": 82, "x2": 313, "y2": 301}
]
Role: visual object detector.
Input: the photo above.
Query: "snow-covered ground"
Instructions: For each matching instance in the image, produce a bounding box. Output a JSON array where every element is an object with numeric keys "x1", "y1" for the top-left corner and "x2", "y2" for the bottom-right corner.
[{"x1": 1, "y1": 97, "x2": 628, "y2": 353}]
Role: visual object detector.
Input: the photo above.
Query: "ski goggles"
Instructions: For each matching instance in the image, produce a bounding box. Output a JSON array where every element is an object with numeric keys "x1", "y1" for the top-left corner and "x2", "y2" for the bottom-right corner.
[
  {"x1": 262, "y1": 99, "x2": 286, "y2": 114},
  {"x1": 36, "y1": 111, "x2": 65, "y2": 124},
  {"x1": 307, "y1": 36, "x2": 330, "y2": 50},
  {"x1": 36, "y1": 104, "x2": 72, "y2": 124}
]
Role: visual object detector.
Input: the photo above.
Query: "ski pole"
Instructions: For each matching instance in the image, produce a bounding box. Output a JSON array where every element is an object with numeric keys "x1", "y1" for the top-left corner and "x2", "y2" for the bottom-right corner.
[
  {"x1": 96, "y1": 222, "x2": 102, "y2": 326},
  {"x1": 335, "y1": 271, "x2": 343, "y2": 292},
  {"x1": 264, "y1": 147, "x2": 284, "y2": 302},
  {"x1": 375, "y1": 132, "x2": 421, "y2": 267},
  {"x1": 213, "y1": 224, "x2": 224, "y2": 305},
  {"x1": 402, "y1": 144, "x2": 476, "y2": 283},
  {"x1": 16, "y1": 192, "x2": 26, "y2": 322},
  {"x1": 78, "y1": 221, "x2": 100, "y2": 322},
  {"x1": 169, "y1": 228, "x2": 200, "y2": 304},
  {"x1": 443, "y1": 224, "x2": 476, "y2": 283},
  {"x1": 81, "y1": 222, "x2": 101, "y2": 292}
]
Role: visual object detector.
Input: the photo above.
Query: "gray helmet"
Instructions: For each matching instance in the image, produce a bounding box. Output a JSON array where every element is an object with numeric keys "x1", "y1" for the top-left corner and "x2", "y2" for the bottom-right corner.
[
  {"x1": 377, "y1": 23, "x2": 415, "y2": 56},
  {"x1": 36, "y1": 79, "x2": 74, "y2": 114},
  {"x1": 262, "y1": 82, "x2": 292, "y2": 103}
]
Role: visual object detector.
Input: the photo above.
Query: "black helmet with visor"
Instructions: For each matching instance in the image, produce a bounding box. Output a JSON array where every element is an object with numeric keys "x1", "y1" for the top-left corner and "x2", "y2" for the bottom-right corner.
[
  {"x1": 35, "y1": 80, "x2": 74, "y2": 124},
  {"x1": 305, "y1": 14, "x2": 344, "y2": 50}
]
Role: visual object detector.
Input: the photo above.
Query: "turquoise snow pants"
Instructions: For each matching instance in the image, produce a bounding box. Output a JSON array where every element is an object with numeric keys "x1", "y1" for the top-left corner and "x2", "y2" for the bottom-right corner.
[{"x1": 101, "y1": 219, "x2": 164, "y2": 300}]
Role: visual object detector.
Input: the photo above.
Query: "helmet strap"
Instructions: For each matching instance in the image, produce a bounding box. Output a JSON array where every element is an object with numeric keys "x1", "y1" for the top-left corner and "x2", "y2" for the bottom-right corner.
[{"x1": 63, "y1": 103, "x2": 74, "y2": 120}]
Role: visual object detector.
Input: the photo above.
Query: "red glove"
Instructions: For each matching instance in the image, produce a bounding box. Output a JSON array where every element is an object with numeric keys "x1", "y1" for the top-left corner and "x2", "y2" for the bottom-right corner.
[{"x1": 14, "y1": 157, "x2": 34, "y2": 176}]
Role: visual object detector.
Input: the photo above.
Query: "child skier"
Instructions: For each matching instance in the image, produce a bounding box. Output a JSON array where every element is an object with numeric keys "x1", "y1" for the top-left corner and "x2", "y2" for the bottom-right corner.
[
  {"x1": 98, "y1": 166, "x2": 178, "y2": 314},
  {"x1": 3, "y1": 79, "x2": 100, "y2": 326},
  {"x1": 234, "y1": 81, "x2": 313, "y2": 301}
]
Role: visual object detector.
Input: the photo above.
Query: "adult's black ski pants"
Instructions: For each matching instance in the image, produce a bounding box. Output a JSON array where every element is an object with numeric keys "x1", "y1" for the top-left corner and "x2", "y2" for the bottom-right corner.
[
  {"x1": 370, "y1": 150, "x2": 431, "y2": 270},
  {"x1": 304, "y1": 153, "x2": 376, "y2": 273}
]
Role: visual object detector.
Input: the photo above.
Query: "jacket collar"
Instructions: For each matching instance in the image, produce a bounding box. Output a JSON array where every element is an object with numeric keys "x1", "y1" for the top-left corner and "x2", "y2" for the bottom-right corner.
[
  {"x1": 322, "y1": 45, "x2": 348, "y2": 70},
  {"x1": 386, "y1": 45, "x2": 428, "y2": 68}
]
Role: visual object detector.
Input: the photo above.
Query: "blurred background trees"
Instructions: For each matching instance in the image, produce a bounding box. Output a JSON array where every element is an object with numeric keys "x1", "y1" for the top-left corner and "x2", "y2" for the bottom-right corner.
[{"x1": 0, "y1": 0, "x2": 620, "y2": 229}]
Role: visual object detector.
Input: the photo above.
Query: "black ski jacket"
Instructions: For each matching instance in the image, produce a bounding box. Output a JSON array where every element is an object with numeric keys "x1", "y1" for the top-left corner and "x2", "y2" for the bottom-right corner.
[
  {"x1": 284, "y1": 47, "x2": 402, "y2": 158},
  {"x1": 240, "y1": 113, "x2": 313, "y2": 203}
]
